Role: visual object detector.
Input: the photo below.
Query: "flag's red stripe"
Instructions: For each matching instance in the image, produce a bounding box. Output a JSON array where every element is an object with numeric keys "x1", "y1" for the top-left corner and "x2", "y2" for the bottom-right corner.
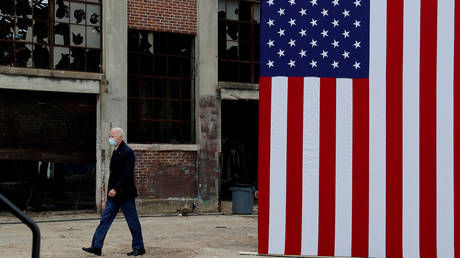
[
  {"x1": 419, "y1": 0, "x2": 438, "y2": 257},
  {"x1": 284, "y1": 77, "x2": 304, "y2": 255},
  {"x1": 351, "y1": 79, "x2": 369, "y2": 257},
  {"x1": 454, "y1": 0, "x2": 460, "y2": 256},
  {"x1": 386, "y1": 0, "x2": 404, "y2": 257},
  {"x1": 258, "y1": 77, "x2": 271, "y2": 254},
  {"x1": 318, "y1": 78, "x2": 336, "y2": 256}
]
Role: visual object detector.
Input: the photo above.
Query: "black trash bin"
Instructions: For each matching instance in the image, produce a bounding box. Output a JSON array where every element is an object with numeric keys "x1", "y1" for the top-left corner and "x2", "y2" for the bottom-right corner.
[{"x1": 230, "y1": 184, "x2": 254, "y2": 214}]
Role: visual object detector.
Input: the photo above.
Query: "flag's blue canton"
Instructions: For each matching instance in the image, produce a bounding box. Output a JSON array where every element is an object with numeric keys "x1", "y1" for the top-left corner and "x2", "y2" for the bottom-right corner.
[{"x1": 260, "y1": 0, "x2": 369, "y2": 79}]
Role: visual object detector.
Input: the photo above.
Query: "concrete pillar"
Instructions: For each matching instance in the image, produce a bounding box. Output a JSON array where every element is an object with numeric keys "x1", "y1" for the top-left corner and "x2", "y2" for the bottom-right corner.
[
  {"x1": 95, "y1": 0, "x2": 128, "y2": 212},
  {"x1": 196, "y1": 0, "x2": 221, "y2": 210}
]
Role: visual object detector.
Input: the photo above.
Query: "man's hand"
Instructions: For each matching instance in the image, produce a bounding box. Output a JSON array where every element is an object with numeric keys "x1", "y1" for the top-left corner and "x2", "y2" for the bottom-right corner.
[
  {"x1": 254, "y1": 191, "x2": 259, "y2": 199},
  {"x1": 108, "y1": 189, "x2": 117, "y2": 197}
]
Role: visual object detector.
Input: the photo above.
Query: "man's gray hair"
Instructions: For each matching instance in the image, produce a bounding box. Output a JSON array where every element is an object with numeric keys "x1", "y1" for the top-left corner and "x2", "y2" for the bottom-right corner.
[{"x1": 111, "y1": 127, "x2": 125, "y2": 138}]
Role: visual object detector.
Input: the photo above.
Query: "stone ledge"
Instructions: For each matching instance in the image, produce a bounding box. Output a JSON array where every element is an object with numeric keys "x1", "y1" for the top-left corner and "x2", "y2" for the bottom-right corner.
[
  {"x1": 0, "y1": 66, "x2": 104, "y2": 81},
  {"x1": 129, "y1": 143, "x2": 200, "y2": 152}
]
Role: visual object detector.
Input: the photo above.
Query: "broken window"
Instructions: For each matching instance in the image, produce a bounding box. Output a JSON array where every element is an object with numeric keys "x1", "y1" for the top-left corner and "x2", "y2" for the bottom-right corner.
[
  {"x1": 128, "y1": 30, "x2": 195, "y2": 144},
  {"x1": 0, "y1": 0, "x2": 102, "y2": 72},
  {"x1": 218, "y1": 0, "x2": 260, "y2": 83}
]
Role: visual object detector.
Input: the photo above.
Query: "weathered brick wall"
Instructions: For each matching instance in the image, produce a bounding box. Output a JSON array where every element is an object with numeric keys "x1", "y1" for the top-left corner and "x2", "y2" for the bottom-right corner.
[
  {"x1": 134, "y1": 150, "x2": 198, "y2": 199},
  {"x1": 128, "y1": 0, "x2": 197, "y2": 34}
]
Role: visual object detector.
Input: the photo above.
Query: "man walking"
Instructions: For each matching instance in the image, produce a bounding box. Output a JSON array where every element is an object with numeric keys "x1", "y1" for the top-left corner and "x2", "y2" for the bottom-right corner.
[{"x1": 83, "y1": 127, "x2": 145, "y2": 256}]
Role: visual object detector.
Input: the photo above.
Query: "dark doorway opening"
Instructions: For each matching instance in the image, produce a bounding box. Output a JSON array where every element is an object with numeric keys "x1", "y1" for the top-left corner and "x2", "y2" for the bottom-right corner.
[
  {"x1": 221, "y1": 99, "x2": 258, "y2": 201},
  {"x1": 0, "y1": 89, "x2": 96, "y2": 211}
]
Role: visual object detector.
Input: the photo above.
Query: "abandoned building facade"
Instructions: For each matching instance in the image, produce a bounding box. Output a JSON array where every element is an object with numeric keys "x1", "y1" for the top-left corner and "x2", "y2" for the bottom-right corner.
[{"x1": 0, "y1": 0, "x2": 260, "y2": 213}]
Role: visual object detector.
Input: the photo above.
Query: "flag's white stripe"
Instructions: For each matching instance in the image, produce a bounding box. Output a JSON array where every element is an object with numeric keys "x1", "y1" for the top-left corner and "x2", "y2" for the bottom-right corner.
[
  {"x1": 268, "y1": 77, "x2": 288, "y2": 255},
  {"x1": 368, "y1": 0, "x2": 387, "y2": 256},
  {"x1": 334, "y1": 79, "x2": 353, "y2": 257},
  {"x1": 301, "y1": 77, "x2": 320, "y2": 256},
  {"x1": 436, "y1": 1, "x2": 455, "y2": 257},
  {"x1": 402, "y1": 1, "x2": 421, "y2": 257}
]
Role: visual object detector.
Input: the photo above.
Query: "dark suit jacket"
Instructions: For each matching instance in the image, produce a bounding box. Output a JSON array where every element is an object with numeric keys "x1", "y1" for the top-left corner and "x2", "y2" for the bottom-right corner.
[{"x1": 108, "y1": 141, "x2": 138, "y2": 201}]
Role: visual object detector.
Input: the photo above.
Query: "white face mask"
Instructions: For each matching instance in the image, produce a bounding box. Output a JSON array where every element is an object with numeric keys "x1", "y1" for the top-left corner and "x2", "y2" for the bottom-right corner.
[{"x1": 109, "y1": 137, "x2": 117, "y2": 146}]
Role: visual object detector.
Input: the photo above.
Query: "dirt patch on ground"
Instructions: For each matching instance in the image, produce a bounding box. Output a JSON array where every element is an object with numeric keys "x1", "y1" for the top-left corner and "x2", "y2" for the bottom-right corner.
[{"x1": 0, "y1": 212, "x2": 259, "y2": 258}]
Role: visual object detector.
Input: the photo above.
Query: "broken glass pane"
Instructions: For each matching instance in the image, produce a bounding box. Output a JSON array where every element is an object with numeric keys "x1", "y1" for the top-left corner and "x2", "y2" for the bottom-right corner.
[
  {"x1": 15, "y1": 18, "x2": 33, "y2": 41},
  {"x1": 54, "y1": 46, "x2": 69, "y2": 70},
  {"x1": 85, "y1": 49, "x2": 100, "y2": 72},
  {"x1": 0, "y1": 0, "x2": 14, "y2": 16},
  {"x1": 15, "y1": 43, "x2": 32, "y2": 67},
  {"x1": 16, "y1": 0, "x2": 32, "y2": 18},
  {"x1": 69, "y1": 47, "x2": 84, "y2": 71},
  {"x1": 153, "y1": 32, "x2": 167, "y2": 54},
  {"x1": 70, "y1": 2, "x2": 85, "y2": 24},
  {"x1": 0, "y1": 42, "x2": 13, "y2": 66},
  {"x1": 254, "y1": 4, "x2": 261, "y2": 23},
  {"x1": 86, "y1": 26, "x2": 100, "y2": 48},
  {"x1": 70, "y1": 25, "x2": 85, "y2": 46},
  {"x1": 55, "y1": 0, "x2": 69, "y2": 23},
  {"x1": 86, "y1": 4, "x2": 100, "y2": 26},
  {"x1": 33, "y1": 21, "x2": 48, "y2": 43},
  {"x1": 226, "y1": 41, "x2": 239, "y2": 59},
  {"x1": 33, "y1": 0, "x2": 49, "y2": 20},
  {"x1": 0, "y1": 16, "x2": 14, "y2": 40},
  {"x1": 226, "y1": 21, "x2": 238, "y2": 40},
  {"x1": 32, "y1": 44, "x2": 49, "y2": 68},
  {"x1": 139, "y1": 31, "x2": 153, "y2": 53},
  {"x1": 218, "y1": 0, "x2": 226, "y2": 19},
  {"x1": 54, "y1": 23, "x2": 70, "y2": 45},
  {"x1": 226, "y1": 0, "x2": 239, "y2": 20}
]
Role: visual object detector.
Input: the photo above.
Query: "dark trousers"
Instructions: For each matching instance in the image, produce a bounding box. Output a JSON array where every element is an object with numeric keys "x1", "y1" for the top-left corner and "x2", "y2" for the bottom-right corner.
[{"x1": 91, "y1": 198, "x2": 144, "y2": 250}]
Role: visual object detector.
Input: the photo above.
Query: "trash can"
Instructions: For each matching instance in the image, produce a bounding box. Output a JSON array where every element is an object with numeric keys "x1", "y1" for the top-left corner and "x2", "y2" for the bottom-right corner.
[{"x1": 230, "y1": 185, "x2": 254, "y2": 214}]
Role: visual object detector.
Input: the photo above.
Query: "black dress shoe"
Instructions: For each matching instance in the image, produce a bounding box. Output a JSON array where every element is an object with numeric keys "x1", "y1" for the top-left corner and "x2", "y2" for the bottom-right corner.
[
  {"x1": 127, "y1": 248, "x2": 146, "y2": 256},
  {"x1": 82, "y1": 247, "x2": 101, "y2": 256}
]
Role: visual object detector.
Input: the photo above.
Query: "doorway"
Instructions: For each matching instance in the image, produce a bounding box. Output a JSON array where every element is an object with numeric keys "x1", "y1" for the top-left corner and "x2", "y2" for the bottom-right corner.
[{"x1": 221, "y1": 99, "x2": 258, "y2": 201}]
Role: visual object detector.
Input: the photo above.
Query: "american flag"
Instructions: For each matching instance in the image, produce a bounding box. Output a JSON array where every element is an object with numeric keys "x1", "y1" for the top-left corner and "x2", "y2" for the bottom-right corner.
[{"x1": 258, "y1": 0, "x2": 459, "y2": 257}]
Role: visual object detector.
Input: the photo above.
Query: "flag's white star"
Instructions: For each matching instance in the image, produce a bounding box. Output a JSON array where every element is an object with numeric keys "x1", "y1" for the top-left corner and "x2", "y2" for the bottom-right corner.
[
  {"x1": 267, "y1": 0, "x2": 274, "y2": 6},
  {"x1": 310, "y1": 0, "x2": 318, "y2": 6},
  {"x1": 332, "y1": 19, "x2": 339, "y2": 27},
  {"x1": 267, "y1": 19, "x2": 275, "y2": 27},
  {"x1": 288, "y1": 18, "x2": 296, "y2": 26},
  {"x1": 299, "y1": 28, "x2": 307, "y2": 37},
  {"x1": 266, "y1": 60, "x2": 274, "y2": 68},
  {"x1": 299, "y1": 49, "x2": 307, "y2": 58},
  {"x1": 342, "y1": 50, "x2": 350, "y2": 59},
  {"x1": 332, "y1": 0, "x2": 339, "y2": 6},
  {"x1": 299, "y1": 8, "x2": 307, "y2": 16},
  {"x1": 278, "y1": 8, "x2": 285, "y2": 15},
  {"x1": 320, "y1": 50, "x2": 328, "y2": 58},
  {"x1": 332, "y1": 39, "x2": 340, "y2": 48},
  {"x1": 331, "y1": 60, "x2": 339, "y2": 69},
  {"x1": 342, "y1": 30, "x2": 350, "y2": 38},
  {"x1": 353, "y1": 20, "x2": 361, "y2": 28},
  {"x1": 288, "y1": 39, "x2": 296, "y2": 47},
  {"x1": 353, "y1": 40, "x2": 361, "y2": 48},
  {"x1": 321, "y1": 8, "x2": 329, "y2": 16},
  {"x1": 310, "y1": 59, "x2": 318, "y2": 67},
  {"x1": 310, "y1": 39, "x2": 318, "y2": 47},
  {"x1": 277, "y1": 49, "x2": 285, "y2": 57},
  {"x1": 288, "y1": 59, "x2": 296, "y2": 67},
  {"x1": 288, "y1": 0, "x2": 296, "y2": 5},
  {"x1": 342, "y1": 9, "x2": 350, "y2": 17},
  {"x1": 353, "y1": 0, "x2": 361, "y2": 7},
  {"x1": 310, "y1": 18, "x2": 318, "y2": 27},
  {"x1": 353, "y1": 61, "x2": 361, "y2": 69},
  {"x1": 267, "y1": 39, "x2": 275, "y2": 48},
  {"x1": 277, "y1": 28, "x2": 285, "y2": 36},
  {"x1": 321, "y1": 29, "x2": 329, "y2": 38}
]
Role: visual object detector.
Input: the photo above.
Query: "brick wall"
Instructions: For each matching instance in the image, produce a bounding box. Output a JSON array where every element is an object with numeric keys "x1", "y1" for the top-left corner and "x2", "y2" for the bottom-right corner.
[
  {"x1": 134, "y1": 150, "x2": 198, "y2": 199},
  {"x1": 128, "y1": 0, "x2": 197, "y2": 34}
]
